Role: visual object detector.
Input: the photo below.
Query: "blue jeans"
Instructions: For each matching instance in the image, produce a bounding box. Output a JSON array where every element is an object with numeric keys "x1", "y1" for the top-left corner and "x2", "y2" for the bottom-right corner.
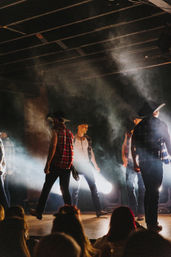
[
  {"x1": 126, "y1": 162, "x2": 144, "y2": 216},
  {"x1": 72, "y1": 166, "x2": 101, "y2": 213},
  {"x1": 36, "y1": 169, "x2": 71, "y2": 215}
]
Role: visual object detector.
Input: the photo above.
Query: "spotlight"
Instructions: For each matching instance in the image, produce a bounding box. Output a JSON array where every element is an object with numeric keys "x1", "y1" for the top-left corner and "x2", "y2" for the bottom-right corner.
[
  {"x1": 159, "y1": 185, "x2": 163, "y2": 192},
  {"x1": 94, "y1": 172, "x2": 113, "y2": 194}
]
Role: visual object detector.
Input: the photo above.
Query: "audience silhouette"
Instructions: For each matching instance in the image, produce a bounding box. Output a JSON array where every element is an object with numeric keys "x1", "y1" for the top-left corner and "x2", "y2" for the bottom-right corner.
[
  {"x1": 0, "y1": 216, "x2": 30, "y2": 257},
  {"x1": 52, "y1": 205, "x2": 100, "y2": 257},
  {"x1": 94, "y1": 206, "x2": 137, "y2": 257},
  {"x1": 122, "y1": 229, "x2": 171, "y2": 257},
  {"x1": 34, "y1": 232, "x2": 81, "y2": 257}
]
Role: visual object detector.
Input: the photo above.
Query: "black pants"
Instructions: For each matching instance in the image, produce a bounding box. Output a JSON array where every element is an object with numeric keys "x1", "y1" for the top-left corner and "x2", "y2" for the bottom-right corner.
[
  {"x1": 139, "y1": 159, "x2": 163, "y2": 227},
  {"x1": 36, "y1": 169, "x2": 71, "y2": 215},
  {"x1": 72, "y1": 167, "x2": 101, "y2": 213}
]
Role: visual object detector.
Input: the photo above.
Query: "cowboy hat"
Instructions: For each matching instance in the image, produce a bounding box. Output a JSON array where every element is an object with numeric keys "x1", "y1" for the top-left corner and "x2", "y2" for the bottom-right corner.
[
  {"x1": 47, "y1": 111, "x2": 70, "y2": 123},
  {"x1": 138, "y1": 101, "x2": 165, "y2": 117}
]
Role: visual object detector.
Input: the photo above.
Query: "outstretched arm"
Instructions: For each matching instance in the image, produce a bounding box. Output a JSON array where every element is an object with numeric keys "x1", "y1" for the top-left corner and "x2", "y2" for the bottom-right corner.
[{"x1": 44, "y1": 130, "x2": 58, "y2": 174}]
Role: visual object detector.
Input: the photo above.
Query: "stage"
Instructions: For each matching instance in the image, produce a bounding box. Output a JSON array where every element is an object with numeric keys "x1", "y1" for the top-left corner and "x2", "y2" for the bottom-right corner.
[{"x1": 27, "y1": 213, "x2": 171, "y2": 240}]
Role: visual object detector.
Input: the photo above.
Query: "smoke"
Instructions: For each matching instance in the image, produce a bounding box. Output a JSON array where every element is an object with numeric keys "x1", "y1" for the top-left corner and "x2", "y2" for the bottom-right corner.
[
  {"x1": 108, "y1": 33, "x2": 163, "y2": 103},
  {"x1": 41, "y1": 60, "x2": 136, "y2": 145},
  {"x1": 8, "y1": 140, "x2": 62, "y2": 195}
]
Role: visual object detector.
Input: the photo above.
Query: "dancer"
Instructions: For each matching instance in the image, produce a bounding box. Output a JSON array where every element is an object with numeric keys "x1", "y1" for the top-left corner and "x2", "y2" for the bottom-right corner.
[
  {"x1": 72, "y1": 123, "x2": 107, "y2": 217},
  {"x1": 132, "y1": 101, "x2": 171, "y2": 232},
  {"x1": 0, "y1": 137, "x2": 9, "y2": 210},
  {"x1": 30, "y1": 112, "x2": 73, "y2": 220},
  {"x1": 122, "y1": 118, "x2": 144, "y2": 220},
  {"x1": 0, "y1": 131, "x2": 15, "y2": 205}
]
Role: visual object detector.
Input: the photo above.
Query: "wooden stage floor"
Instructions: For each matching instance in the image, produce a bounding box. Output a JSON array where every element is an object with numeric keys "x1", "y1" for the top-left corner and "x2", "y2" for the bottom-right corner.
[{"x1": 26, "y1": 213, "x2": 171, "y2": 240}]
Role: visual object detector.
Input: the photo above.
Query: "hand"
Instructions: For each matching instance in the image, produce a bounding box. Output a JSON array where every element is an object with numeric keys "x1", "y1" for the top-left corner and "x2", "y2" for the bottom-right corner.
[
  {"x1": 96, "y1": 167, "x2": 100, "y2": 172},
  {"x1": 123, "y1": 162, "x2": 127, "y2": 167},
  {"x1": 134, "y1": 163, "x2": 140, "y2": 173},
  {"x1": 122, "y1": 159, "x2": 128, "y2": 167},
  {"x1": 44, "y1": 163, "x2": 50, "y2": 174}
]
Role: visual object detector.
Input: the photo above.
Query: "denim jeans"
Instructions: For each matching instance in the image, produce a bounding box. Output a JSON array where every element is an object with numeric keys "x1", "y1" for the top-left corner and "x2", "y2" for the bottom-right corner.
[
  {"x1": 126, "y1": 161, "x2": 144, "y2": 216},
  {"x1": 72, "y1": 165, "x2": 101, "y2": 213}
]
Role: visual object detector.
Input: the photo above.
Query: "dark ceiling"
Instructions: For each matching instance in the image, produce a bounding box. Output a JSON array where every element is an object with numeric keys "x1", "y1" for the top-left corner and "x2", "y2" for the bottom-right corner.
[{"x1": 0, "y1": 0, "x2": 170, "y2": 86}]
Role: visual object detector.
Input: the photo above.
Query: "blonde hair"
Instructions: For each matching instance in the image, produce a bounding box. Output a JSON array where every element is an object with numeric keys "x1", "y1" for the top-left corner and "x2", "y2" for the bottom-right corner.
[{"x1": 34, "y1": 232, "x2": 81, "y2": 257}]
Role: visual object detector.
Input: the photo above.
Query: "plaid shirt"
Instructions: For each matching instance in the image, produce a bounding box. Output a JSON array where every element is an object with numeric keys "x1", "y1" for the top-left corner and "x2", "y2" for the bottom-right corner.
[
  {"x1": 132, "y1": 116, "x2": 171, "y2": 161},
  {"x1": 160, "y1": 139, "x2": 171, "y2": 164},
  {"x1": 50, "y1": 123, "x2": 73, "y2": 170}
]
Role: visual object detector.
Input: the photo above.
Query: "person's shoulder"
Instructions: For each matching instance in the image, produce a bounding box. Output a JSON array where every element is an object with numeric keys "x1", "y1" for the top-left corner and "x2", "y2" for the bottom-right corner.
[
  {"x1": 85, "y1": 135, "x2": 91, "y2": 141},
  {"x1": 94, "y1": 235, "x2": 108, "y2": 247},
  {"x1": 157, "y1": 118, "x2": 168, "y2": 130},
  {"x1": 66, "y1": 128, "x2": 74, "y2": 137},
  {"x1": 133, "y1": 119, "x2": 144, "y2": 131}
]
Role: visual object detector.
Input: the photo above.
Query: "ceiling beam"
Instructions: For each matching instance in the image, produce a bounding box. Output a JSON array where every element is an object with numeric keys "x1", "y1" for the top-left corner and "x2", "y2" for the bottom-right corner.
[
  {"x1": 0, "y1": 25, "x2": 164, "y2": 58},
  {"x1": 0, "y1": 0, "x2": 26, "y2": 10},
  {"x1": 3, "y1": 0, "x2": 93, "y2": 27},
  {"x1": 0, "y1": 3, "x2": 142, "y2": 45},
  {"x1": 0, "y1": 26, "x2": 163, "y2": 67},
  {"x1": 148, "y1": 0, "x2": 171, "y2": 13}
]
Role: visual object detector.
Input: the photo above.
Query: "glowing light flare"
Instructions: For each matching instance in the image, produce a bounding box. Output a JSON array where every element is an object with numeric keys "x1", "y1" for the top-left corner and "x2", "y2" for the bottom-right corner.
[
  {"x1": 94, "y1": 171, "x2": 113, "y2": 194},
  {"x1": 69, "y1": 168, "x2": 113, "y2": 195},
  {"x1": 159, "y1": 185, "x2": 163, "y2": 192}
]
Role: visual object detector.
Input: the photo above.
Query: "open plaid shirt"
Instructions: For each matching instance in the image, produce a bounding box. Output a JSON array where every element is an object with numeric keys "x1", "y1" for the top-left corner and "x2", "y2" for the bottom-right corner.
[{"x1": 51, "y1": 123, "x2": 73, "y2": 170}]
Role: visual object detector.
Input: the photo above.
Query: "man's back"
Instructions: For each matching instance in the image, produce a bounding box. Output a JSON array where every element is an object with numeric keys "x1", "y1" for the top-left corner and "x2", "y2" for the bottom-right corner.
[{"x1": 133, "y1": 116, "x2": 169, "y2": 160}]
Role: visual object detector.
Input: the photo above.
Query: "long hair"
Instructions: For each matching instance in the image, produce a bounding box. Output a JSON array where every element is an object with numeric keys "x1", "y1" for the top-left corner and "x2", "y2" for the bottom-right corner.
[
  {"x1": 52, "y1": 212, "x2": 99, "y2": 257},
  {"x1": 34, "y1": 232, "x2": 81, "y2": 257},
  {"x1": 107, "y1": 206, "x2": 136, "y2": 242},
  {"x1": 123, "y1": 229, "x2": 171, "y2": 257},
  {"x1": 0, "y1": 217, "x2": 30, "y2": 257}
]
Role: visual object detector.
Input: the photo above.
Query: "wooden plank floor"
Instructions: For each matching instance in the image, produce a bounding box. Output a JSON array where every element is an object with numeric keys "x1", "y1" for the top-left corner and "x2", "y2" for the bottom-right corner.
[{"x1": 26, "y1": 213, "x2": 171, "y2": 240}]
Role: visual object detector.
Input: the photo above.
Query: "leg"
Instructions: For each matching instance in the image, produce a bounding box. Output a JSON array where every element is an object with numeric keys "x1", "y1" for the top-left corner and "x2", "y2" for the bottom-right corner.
[
  {"x1": 126, "y1": 164, "x2": 137, "y2": 216},
  {"x1": 140, "y1": 160, "x2": 163, "y2": 227},
  {"x1": 59, "y1": 170, "x2": 71, "y2": 205},
  {"x1": 36, "y1": 172, "x2": 59, "y2": 215},
  {"x1": 137, "y1": 172, "x2": 145, "y2": 215},
  {"x1": 84, "y1": 169, "x2": 101, "y2": 214},
  {"x1": 72, "y1": 176, "x2": 81, "y2": 206},
  {"x1": 0, "y1": 175, "x2": 9, "y2": 210}
]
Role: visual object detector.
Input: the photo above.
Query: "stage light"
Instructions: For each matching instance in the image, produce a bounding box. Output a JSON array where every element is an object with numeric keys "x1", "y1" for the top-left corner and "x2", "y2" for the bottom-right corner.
[
  {"x1": 94, "y1": 172, "x2": 113, "y2": 194},
  {"x1": 159, "y1": 185, "x2": 163, "y2": 192},
  {"x1": 53, "y1": 186, "x2": 62, "y2": 195}
]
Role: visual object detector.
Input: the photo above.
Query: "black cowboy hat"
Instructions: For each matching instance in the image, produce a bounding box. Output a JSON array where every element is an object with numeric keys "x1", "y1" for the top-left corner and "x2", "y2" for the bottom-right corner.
[
  {"x1": 138, "y1": 101, "x2": 165, "y2": 117},
  {"x1": 47, "y1": 111, "x2": 70, "y2": 123}
]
